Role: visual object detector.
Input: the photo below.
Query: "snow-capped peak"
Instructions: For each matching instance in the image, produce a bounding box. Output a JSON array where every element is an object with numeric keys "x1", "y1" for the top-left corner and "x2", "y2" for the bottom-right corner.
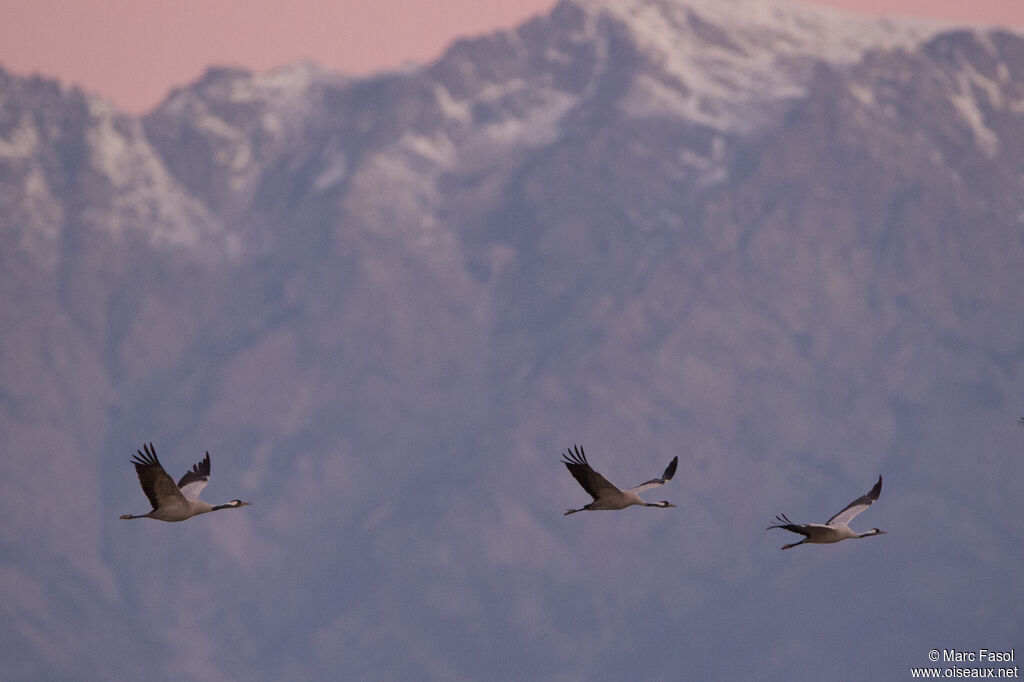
[{"x1": 571, "y1": 0, "x2": 943, "y2": 130}]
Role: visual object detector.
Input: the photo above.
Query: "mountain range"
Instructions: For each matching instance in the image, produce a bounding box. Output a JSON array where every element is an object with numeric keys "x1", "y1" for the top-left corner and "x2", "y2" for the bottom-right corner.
[{"x1": 2, "y1": 0, "x2": 1022, "y2": 679}]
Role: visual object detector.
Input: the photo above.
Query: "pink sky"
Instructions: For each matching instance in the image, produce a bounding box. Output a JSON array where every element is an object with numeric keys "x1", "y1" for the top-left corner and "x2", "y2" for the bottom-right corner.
[{"x1": 1, "y1": 0, "x2": 1021, "y2": 113}]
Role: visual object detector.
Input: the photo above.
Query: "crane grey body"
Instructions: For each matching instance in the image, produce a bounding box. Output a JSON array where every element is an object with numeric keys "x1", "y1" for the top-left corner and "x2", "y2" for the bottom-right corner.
[
  {"x1": 120, "y1": 443, "x2": 250, "y2": 522},
  {"x1": 767, "y1": 476, "x2": 886, "y2": 549},
  {"x1": 561, "y1": 445, "x2": 678, "y2": 515}
]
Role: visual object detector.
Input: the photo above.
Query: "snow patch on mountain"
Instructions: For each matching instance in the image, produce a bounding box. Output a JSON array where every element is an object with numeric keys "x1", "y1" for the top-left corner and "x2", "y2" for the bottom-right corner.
[
  {"x1": 0, "y1": 115, "x2": 62, "y2": 267},
  {"x1": 950, "y1": 87, "x2": 999, "y2": 157},
  {"x1": 83, "y1": 98, "x2": 223, "y2": 248},
  {"x1": 146, "y1": 63, "x2": 334, "y2": 206},
  {"x1": 433, "y1": 84, "x2": 473, "y2": 124},
  {"x1": 944, "y1": 44, "x2": 1017, "y2": 158},
  {"x1": 0, "y1": 112, "x2": 40, "y2": 160},
  {"x1": 576, "y1": 0, "x2": 943, "y2": 130}
]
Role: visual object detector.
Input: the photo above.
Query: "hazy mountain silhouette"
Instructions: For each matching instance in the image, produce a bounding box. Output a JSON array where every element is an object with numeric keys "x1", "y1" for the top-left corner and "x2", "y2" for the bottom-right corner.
[{"x1": 1, "y1": 1, "x2": 1022, "y2": 679}]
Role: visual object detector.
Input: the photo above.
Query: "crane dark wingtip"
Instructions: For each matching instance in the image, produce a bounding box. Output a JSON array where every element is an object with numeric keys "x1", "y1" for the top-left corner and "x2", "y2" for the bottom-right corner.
[
  {"x1": 131, "y1": 443, "x2": 161, "y2": 468},
  {"x1": 869, "y1": 475, "x2": 883, "y2": 500},
  {"x1": 561, "y1": 445, "x2": 589, "y2": 468},
  {"x1": 662, "y1": 456, "x2": 679, "y2": 481}
]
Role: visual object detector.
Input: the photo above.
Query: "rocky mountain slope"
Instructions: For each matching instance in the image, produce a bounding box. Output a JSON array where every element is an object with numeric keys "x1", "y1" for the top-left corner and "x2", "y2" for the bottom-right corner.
[{"x1": 1, "y1": 0, "x2": 1022, "y2": 679}]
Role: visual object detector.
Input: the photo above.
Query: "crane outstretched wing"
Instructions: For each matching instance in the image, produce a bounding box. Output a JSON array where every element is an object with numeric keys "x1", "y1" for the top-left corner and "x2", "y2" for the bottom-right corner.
[
  {"x1": 130, "y1": 443, "x2": 187, "y2": 510},
  {"x1": 177, "y1": 452, "x2": 211, "y2": 501},
  {"x1": 562, "y1": 445, "x2": 619, "y2": 500},
  {"x1": 827, "y1": 476, "x2": 882, "y2": 526},
  {"x1": 626, "y1": 456, "x2": 678, "y2": 494}
]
